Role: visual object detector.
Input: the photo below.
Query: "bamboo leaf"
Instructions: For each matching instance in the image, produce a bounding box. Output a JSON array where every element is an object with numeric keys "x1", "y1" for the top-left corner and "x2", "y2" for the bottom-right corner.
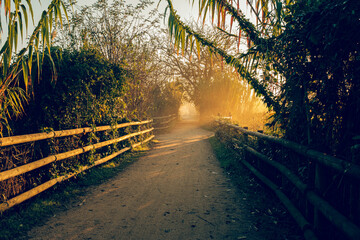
[
  {"x1": 36, "y1": 50, "x2": 41, "y2": 80},
  {"x1": 18, "y1": 11, "x2": 24, "y2": 41},
  {"x1": 20, "y1": 4, "x2": 28, "y2": 32},
  {"x1": 25, "y1": 0, "x2": 34, "y2": 23},
  {"x1": 0, "y1": 40, "x2": 9, "y2": 55},
  {"x1": 14, "y1": 21, "x2": 18, "y2": 52},
  {"x1": 57, "y1": 5, "x2": 63, "y2": 26},
  {"x1": 28, "y1": 45, "x2": 33, "y2": 75},
  {"x1": 5, "y1": 0, "x2": 11, "y2": 16},
  {"x1": 47, "y1": 52, "x2": 57, "y2": 82},
  {"x1": 49, "y1": 9, "x2": 53, "y2": 32},
  {"x1": 211, "y1": 1, "x2": 215, "y2": 24},
  {"x1": 21, "y1": 58, "x2": 29, "y2": 92},
  {"x1": 181, "y1": 29, "x2": 186, "y2": 55},
  {"x1": 196, "y1": 38, "x2": 201, "y2": 58},
  {"x1": 60, "y1": 0, "x2": 69, "y2": 23}
]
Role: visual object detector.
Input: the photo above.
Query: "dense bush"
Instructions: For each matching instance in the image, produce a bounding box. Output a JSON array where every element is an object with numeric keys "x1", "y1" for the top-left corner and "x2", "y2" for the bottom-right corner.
[
  {"x1": 12, "y1": 47, "x2": 127, "y2": 134},
  {"x1": 271, "y1": 0, "x2": 360, "y2": 156}
]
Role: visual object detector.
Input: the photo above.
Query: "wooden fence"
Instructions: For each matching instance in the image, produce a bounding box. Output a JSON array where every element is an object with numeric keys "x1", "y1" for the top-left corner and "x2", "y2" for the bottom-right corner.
[
  {"x1": 215, "y1": 120, "x2": 360, "y2": 240},
  {"x1": 0, "y1": 117, "x2": 177, "y2": 213},
  {"x1": 153, "y1": 114, "x2": 177, "y2": 130}
]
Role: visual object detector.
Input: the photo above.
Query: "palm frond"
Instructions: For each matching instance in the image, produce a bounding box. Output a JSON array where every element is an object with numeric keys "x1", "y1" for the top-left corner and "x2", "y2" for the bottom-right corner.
[{"x1": 165, "y1": 0, "x2": 279, "y2": 112}]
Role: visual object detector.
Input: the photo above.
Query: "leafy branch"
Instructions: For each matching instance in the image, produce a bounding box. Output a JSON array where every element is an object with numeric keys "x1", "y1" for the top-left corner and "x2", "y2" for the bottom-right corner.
[
  {"x1": 165, "y1": 0, "x2": 280, "y2": 112},
  {"x1": 0, "y1": 0, "x2": 70, "y2": 136}
]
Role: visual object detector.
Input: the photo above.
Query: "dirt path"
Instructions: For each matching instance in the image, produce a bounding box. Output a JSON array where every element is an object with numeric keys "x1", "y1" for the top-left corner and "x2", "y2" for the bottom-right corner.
[{"x1": 27, "y1": 123, "x2": 271, "y2": 240}]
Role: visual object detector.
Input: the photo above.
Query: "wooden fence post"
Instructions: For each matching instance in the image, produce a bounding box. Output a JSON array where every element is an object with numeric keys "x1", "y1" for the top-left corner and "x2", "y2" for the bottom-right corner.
[
  {"x1": 256, "y1": 130, "x2": 264, "y2": 170},
  {"x1": 243, "y1": 127, "x2": 249, "y2": 163},
  {"x1": 351, "y1": 143, "x2": 360, "y2": 225},
  {"x1": 313, "y1": 162, "x2": 328, "y2": 236}
]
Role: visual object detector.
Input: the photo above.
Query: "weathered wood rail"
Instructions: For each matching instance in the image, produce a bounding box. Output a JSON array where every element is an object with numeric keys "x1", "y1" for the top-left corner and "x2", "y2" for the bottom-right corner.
[
  {"x1": 0, "y1": 121, "x2": 152, "y2": 147},
  {"x1": 153, "y1": 114, "x2": 177, "y2": 130},
  {"x1": 215, "y1": 120, "x2": 360, "y2": 240},
  {"x1": 0, "y1": 116, "x2": 176, "y2": 213}
]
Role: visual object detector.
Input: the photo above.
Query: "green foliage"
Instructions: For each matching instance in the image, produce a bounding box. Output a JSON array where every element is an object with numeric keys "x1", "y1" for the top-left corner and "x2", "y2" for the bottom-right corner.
[
  {"x1": 165, "y1": 0, "x2": 280, "y2": 112},
  {"x1": 3, "y1": 0, "x2": 183, "y2": 134},
  {"x1": 209, "y1": 136, "x2": 238, "y2": 170},
  {"x1": 270, "y1": 0, "x2": 360, "y2": 154},
  {"x1": 5, "y1": 47, "x2": 130, "y2": 189},
  {"x1": 0, "y1": 0, "x2": 70, "y2": 136},
  {"x1": 0, "y1": 87, "x2": 28, "y2": 135},
  {"x1": 2, "y1": 0, "x2": 182, "y2": 203},
  {"x1": 13, "y1": 47, "x2": 127, "y2": 133},
  {"x1": 0, "y1": 1, "x2": 183, "y2": 226},
  {"x1": 150, "y1": 80, "x2": 183, "y2": 116},
  {"x1": 57, "y1": 0, "x2": 174, "y2": 118},
  {"x1": 166, "y1": 0, "x2": 360, "y2": 156}
]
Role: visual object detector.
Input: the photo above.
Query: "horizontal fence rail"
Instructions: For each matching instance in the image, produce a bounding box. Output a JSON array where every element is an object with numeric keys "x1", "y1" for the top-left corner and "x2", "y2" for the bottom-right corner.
[
  {"x1": 0, "y1": 120, "x2": 152, "y2": 147},
  {"x1": 152, "y1": 114, "x2": 175, "y2": 120},
  {"x1": 237, "y1": 153, "x2": 318, "y2": 240},
  {"x1": 0, "y1": 128, "x2": 153, "y2": 182},
  {"x1": 215, "y1": 120, "x2": 360, "y2": 240},
  {"x1": 0, "y1": 115, "x2": 178, "y2": 213},
  {"x1": 0, "y1": 135, "x2": 154, "y2": 212},
  {"x1": 153, "y1": 114, "x2": 177, "y2": 130},
  {"x1": 0, "y1": 119, "x2": 158, "y2": 213},
  {"x1": 226, "y1": 123, "x2": 360, "y2": 180},
  {"x1": 240, "y1": 143, "x2": 360, "y2": 240}
]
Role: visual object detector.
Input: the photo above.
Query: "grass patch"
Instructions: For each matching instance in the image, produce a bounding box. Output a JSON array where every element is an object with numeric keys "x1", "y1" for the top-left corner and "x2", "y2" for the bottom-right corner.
[
  {"x1": 200, "y1": 121, "x2": 217, "y2": 132},
  {"x1": 0, "y1": 145, "x2": 151, "y2": 240},
  {"x1": 208, "y1": 136, "x2": 255, "y2": 193},
  {"x1": 209, "y1": 136, "x2": 242, "y2": 172}
]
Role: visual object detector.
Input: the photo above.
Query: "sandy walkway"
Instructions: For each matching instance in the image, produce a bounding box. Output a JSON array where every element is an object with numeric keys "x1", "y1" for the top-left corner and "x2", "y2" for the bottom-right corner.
[{"x1": 28, "y1": 122, "x2": 265, "y2": 240}]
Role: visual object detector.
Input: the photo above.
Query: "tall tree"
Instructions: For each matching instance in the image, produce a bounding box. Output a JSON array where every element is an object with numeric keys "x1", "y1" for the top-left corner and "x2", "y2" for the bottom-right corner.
[
  {"x1": 58, "y1": 0, "x2": 164, "y2": 117},
  {"x1": 161, "y1": 25, "x2": 266, "y2": 126},
  {"x1": 164, "y1": 0, "x2": 360, "y2": 155}
]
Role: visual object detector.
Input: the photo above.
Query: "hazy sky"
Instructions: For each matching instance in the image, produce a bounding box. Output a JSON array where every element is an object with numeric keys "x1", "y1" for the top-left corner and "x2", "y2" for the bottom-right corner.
[
  {"x1": 0, "y1": 0, "x2": 198, "y2": 48},
  {"x1": 30, "y1": 0, "x2": 199, "y2": 24},
  {"x1": 1, "y1": 0, "x2": 252, "y2": 49}
]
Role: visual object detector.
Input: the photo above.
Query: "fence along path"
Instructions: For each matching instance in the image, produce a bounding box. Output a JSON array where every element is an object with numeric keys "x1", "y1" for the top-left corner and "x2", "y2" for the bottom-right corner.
[
  {"x1": 215, "y1": 120, "x2": 360, "y2": 240},
  {"x1": 153, "y1": 114, "x2": 177, "y2": 130},
  {"x1": 0, "y1": 115, "x2": 175, "y2": 212}
]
